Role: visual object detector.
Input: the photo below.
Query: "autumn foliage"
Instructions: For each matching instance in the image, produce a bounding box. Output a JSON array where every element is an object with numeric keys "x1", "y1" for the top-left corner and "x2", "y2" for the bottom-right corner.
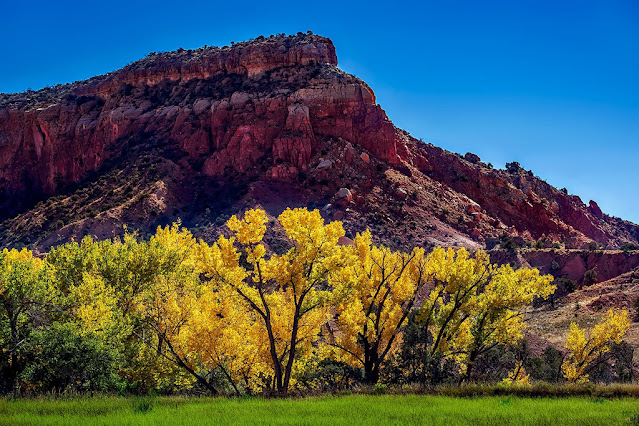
[
  {"x1": 0, "y1": 208, "x2": 630, "y2": 395},
  {"x1": 562, "y1": 308, "x2": 631, "y2": 384}
]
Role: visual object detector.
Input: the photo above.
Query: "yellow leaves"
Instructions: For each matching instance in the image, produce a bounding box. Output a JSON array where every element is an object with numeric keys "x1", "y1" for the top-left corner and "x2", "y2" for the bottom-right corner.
[
  {"x1": 329, "y1": 232, "x2": 428, "y2": 374},
  {"x1": 179, "y1": 281, "x2": 270, "y2": 391},
  {"x1": 592, "y1": 308, "x2": 631, "y2": 346},
  {"x1": 425, "y1": 247, "x2": 492, "y2": 294},
  {"x1": 279, "y1": 208, "x2": 344, "y2": 248},
  {"x1": 485, "y1": 265, "x2": 555, "y2": 308},
  {"x1": 150, "y1": 220, "x2": 198, "y2": 270},
  {"x1": 416, "y1": 246, "x2": 555, "y2": 379},
  {"x1": 562, "y1": 309, "x2": 630, "y2": 383},
  {"x1": 197, "y1": 237, "x2": 247, "y2": 290},
  {"x1": 564, "y1": 322, "x2": 587, "y2": 357},
  {"x1": 247, "y1": 244, "x2": 266, "y2": 264},
  {"x1": 270, "y1": 208, "x2": 348, "y2": 296},
  {"x1": 353, "y1": 229, "x2": 373, "y2": 261},
  {"x1": 0, "y1": 248, "x2": 44, "y2": 288},
  {"x1": 69, "y1": 273, "x2": 119, "y2": 337},
  {"x1": 491, "y1": 310, "x2": 525, "y2": 345},
  {"x1": 1, "y1": 247, "x2": 40, "y2": 266},
  {"x1": 196, "y1": 208, "x2": 354, "y2": 392},
  {"x1": 503, "y1": 361, "x2": 530, "y2": 386},
  {"x1": 561, "y1": 362, "x2": 586, "y2": 384},
  {"x1": 226, "y1": 209, "x2": 267, "y2": 246},
  {"x1": 0, "y1": 247, "x2": 52, "y2": 307}
]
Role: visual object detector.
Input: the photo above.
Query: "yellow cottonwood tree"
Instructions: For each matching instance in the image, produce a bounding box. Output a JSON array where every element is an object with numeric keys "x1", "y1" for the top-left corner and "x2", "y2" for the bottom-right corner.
[
  {"x1": 457, "y1": 263, "x2": 554, "y2": 382},
  {"x1": 562, "y1": 308, "x2": 630, "y2": 383},
  {"x1": 184, "y1": 284, "x2": 270, "y2": 394},
  {"x1": 326, "y1": 231, "x2": 429, "y2": 383},
  {"x1": 417, "y1": 247, "x2": 554, "y2": 382},
  {"x1": 135, "y1": 223, "x2": 216, "y2": 393},
  {"x1": 502, "y1": 361, "x2": 530, "y2": 385},
  {"x1": 197, "y1": 208, "x2": 351, "y2": 394}
]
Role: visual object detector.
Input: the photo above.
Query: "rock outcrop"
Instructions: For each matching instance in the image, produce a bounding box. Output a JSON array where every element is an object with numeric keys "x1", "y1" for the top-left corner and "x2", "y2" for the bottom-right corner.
[
  {"x1": 490, "y1": 249, "x2": 639, "y2": 286},
  {"x1": 1, "y1": 33, "x2": 638, "y2": 253},
  {"x1": 0, "y1": 34, "x2": 398, "y2": 211}
]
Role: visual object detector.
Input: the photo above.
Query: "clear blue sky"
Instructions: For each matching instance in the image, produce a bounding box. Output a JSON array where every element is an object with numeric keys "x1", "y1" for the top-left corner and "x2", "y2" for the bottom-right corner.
[{"x1": 2, "y1": 0, "x2": 638, "y2": 223}]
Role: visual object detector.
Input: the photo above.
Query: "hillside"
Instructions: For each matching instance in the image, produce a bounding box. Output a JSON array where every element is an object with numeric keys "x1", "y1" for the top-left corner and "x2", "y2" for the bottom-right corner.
[{"x1": 1, "y1": 33, "x2": 638, "y2": 255}]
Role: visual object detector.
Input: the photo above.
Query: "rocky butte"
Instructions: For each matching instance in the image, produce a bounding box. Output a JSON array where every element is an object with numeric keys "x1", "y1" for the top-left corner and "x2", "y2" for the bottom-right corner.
[{"x1": 0, "y1": 33, "x2": 637, "y2": 251}]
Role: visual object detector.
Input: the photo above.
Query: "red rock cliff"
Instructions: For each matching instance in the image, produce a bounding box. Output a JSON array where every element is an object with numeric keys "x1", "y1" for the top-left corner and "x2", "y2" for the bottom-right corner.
[
  {"x1": 1, "y1": 33, "x2": 637, "y2": 251},
  {"x1": 0, "y1": 34, "x2": 400, "y2": 205}
]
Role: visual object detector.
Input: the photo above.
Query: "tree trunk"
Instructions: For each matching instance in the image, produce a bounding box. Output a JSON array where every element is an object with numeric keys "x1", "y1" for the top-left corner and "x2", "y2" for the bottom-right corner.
[
  {"x1": 460, "y1": 349, "x2": 479, "y2": 385},
  {"x1": 366, "y1": 366, "x2": 380, "y2": 385},
  {"x1": 8, "y1": 313, "x2": 19, "y2": 395},
  {"x1": 162, "y1": 337, "x2": 218, "y2": 395},
  {"x1": 263, "y1": 315, "x2": 284, "y2": 394},
  {"x1": 156, "y1": 333, "x2": 163, "y2": 355},
  {"x1": 363, "y1": 345, "x2": 380, "y2": 384},
  {"x1": 220, "y1": 365, "x2": 241, "y2": 397},
  {"x1": 176, "y1": 357, "x2": 218, "y2": 395},
  {"x1": 282, "y1": 304, "x2": 302, "y2": 393}
]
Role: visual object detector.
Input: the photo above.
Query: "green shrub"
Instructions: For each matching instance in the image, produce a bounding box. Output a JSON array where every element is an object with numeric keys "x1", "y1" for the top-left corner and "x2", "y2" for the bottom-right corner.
[
  {"x1": 374, "y1": 384, "x2": 387, "y2": 394},
  {"x1": 296, "y1": 358, "x2": 362, "y2": 391},
  {"x1": 499, "y1": 236, "x2": 519, "y2": 253},
  {"x1": 583, "y1": 269, "x2": 597, "y2": 286},
  {"x1": 505, "y1": 162, "x2": 522, "y2": 174},
  {"x1": 526, "y1": 346, "x2": 564, "y2": 383},
  {"x1": 21, "y1": 323, "x2": 121, "y2": 393}
]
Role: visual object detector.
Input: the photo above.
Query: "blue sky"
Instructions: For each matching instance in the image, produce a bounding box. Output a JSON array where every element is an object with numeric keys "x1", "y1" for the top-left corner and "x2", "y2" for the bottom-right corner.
[{"x1": 2, "y1": 0, "x2": 638, "y2": 222}]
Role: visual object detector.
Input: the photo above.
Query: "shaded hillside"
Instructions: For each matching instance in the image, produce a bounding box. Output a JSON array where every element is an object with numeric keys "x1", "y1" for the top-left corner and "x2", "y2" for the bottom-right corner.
[{"x1": 1, "y1": 32, "x2": 637, "y2": 253}]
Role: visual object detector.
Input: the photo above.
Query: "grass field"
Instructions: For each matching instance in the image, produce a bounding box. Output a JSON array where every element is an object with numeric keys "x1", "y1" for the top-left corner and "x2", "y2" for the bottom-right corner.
[{"x1": 1, "y1": 394, "x2": 639, "y2": 425}]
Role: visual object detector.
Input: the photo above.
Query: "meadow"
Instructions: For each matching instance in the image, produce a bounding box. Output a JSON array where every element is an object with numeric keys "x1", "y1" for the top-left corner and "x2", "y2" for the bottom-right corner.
[{"x1": 1, "y1": 393, "x2": 639, "y2": 426}]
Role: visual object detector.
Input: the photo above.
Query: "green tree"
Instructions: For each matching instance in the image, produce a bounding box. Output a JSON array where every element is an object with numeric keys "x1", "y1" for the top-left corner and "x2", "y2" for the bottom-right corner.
[{"x1": 0, "y1": 248, "x2": 54, "y2": 393}]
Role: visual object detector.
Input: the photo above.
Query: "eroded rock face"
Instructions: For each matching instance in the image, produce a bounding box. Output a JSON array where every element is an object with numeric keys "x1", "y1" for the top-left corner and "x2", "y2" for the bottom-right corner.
[
  {"x1": 0, "y1": 34, "x2": 400, "y2": 214},
  {"x1": 80, "y1": 35, "x2": 339, "y2": 97},
  {"x1": 397, "y1": 137, "x2": 639, "y2": 248},
  {"x1": 1, "y1": 33, "x2": 638, "y2": 251},
  {"x1": 490, "y1": 249, "x2": 639, "y2": 286}
]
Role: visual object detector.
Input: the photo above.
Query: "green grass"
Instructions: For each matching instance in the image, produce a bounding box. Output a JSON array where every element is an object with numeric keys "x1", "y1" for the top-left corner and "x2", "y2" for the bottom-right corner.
[{"x1": 1, "y1": 394, "x2": 639, "y2": 425}]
